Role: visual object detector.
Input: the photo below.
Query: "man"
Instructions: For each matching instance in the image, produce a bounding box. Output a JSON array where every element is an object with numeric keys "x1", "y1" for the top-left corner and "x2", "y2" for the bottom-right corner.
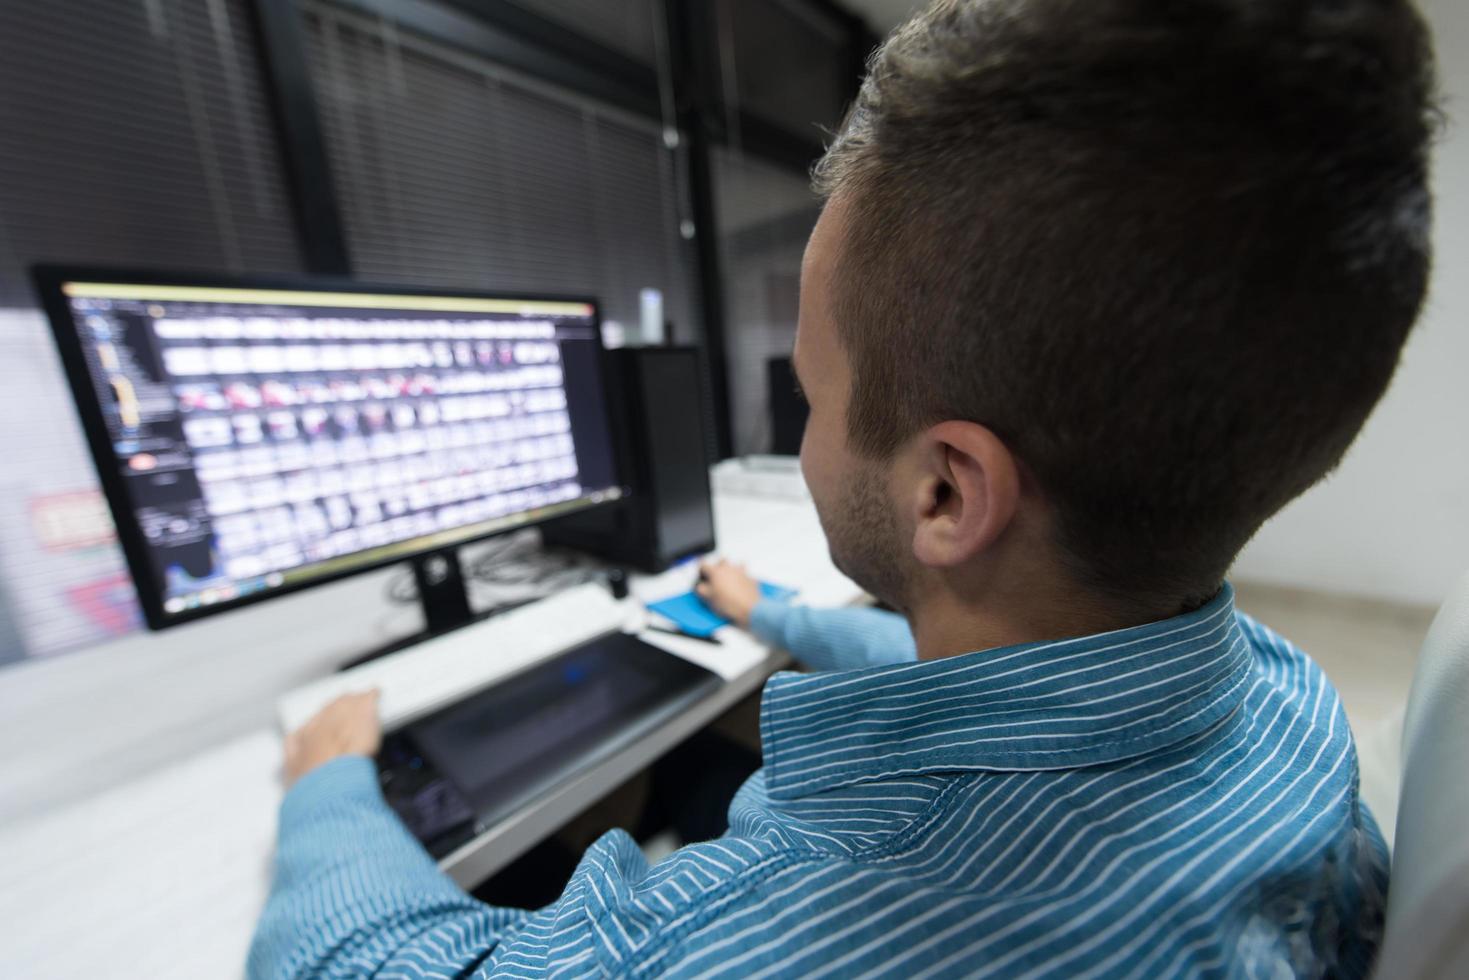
[{"x1": 249, "y1": 0, "x2": 1437, "y2": 975}]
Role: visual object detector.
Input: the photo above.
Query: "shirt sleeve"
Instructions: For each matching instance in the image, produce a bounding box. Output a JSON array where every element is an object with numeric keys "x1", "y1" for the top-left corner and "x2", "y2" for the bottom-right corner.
[
  {"x1": 246, "y1": 756, "x2": 781, "y2": 978},
  {"x1": 747, "y1": 600, "x2": 917, "y2": 671},
  {"x1": 247, "y1": 755, "x2": 524, "y2": 979}
]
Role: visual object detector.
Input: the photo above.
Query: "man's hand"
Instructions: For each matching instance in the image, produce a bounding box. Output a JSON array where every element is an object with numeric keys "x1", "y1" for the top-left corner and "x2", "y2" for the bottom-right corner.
[
  {"x1": 284, "y1": 690, "x2": 382, "y2": 789},
  {"x1": 696, "y1": 559, "x2": 762, "y2": 628}
]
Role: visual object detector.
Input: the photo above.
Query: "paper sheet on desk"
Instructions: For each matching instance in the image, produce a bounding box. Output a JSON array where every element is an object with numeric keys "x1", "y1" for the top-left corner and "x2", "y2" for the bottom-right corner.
[{"x1": 634, "y1": 623, "x2": 773, "y2": 681}]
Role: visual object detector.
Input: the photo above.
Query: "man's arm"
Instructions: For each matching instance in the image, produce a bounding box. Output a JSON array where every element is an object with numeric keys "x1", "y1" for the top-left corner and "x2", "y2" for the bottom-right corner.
[
  {"x1": 698, "y1": 560, "x2": 917, "y2": 670},
  {"x1": 749, "y1": 601, "x2": 917, "y2": 670},
  {"x1": 248, "y1": 695, "x2": 523, "y2": 978},
  {"x1": 247, "y1": 696, "x2": 788, "y2": 979}
]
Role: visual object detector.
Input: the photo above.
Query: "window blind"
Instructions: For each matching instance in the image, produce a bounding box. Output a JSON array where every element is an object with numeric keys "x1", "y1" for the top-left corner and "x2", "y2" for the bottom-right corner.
[
  {"x1": 0, "y1": 0, "x2": 301, "y2": 303},
  {"x1": 304, "y1": 1, "x2": 697, "y2": 342},
  {"x1": 505, "y1": 0, "x2": 663, "y2": 66}
]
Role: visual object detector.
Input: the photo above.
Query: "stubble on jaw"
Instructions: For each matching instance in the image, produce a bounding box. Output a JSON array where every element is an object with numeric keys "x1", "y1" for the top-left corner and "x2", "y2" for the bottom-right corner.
[{"x1": 823, "y1": 460, "x2": 910, "y2": 614}]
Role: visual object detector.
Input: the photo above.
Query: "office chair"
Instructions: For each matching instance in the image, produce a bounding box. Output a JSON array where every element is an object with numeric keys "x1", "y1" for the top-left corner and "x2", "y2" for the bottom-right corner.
[{"x1": 1374, "y1": 570, "x2": 1469, "y2": 979}]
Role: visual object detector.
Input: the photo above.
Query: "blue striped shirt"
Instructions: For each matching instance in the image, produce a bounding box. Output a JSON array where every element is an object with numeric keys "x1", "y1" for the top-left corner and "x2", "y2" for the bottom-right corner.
[{"x1": 248, "y1": 584, "x2": 1388, "y2": 978}]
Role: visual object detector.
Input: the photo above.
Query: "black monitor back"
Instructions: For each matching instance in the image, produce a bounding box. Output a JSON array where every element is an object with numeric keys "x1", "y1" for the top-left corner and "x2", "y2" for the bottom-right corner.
[{"x1": 542, "y1": 346, "x2": 714, "y2": 571}]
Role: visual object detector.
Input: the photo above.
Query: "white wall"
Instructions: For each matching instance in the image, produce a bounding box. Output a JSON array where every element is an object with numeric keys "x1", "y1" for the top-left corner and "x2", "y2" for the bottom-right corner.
[{"x1": 1231, "y1": 0, "x2": 1469, "y2": 609}]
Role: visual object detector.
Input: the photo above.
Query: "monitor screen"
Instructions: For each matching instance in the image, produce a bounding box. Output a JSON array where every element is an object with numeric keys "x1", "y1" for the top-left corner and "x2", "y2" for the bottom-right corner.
[{"x1": 38, "y1": 272, "x2": 622, "y2": 629}]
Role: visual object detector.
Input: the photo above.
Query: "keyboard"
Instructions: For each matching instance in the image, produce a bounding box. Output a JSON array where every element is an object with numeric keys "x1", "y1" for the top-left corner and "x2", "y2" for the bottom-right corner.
[
  {"x1": 377, "y1": 632, "x2": 722, "y2": 857},
  {"x1": 275, "y1": 583, "x2": 627, "y2": 733}
]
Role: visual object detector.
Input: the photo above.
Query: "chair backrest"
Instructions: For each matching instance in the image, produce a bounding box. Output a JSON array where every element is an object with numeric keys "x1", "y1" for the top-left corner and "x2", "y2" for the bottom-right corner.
[{"x1": 1375, "y1": 570, "x2": 1469, "y2": 979}]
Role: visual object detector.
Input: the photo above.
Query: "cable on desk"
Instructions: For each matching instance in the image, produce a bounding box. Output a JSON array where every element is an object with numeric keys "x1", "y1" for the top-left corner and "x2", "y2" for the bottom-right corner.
[{"x1": 384, "y1": 529, "x2": 609, "y2": 618}]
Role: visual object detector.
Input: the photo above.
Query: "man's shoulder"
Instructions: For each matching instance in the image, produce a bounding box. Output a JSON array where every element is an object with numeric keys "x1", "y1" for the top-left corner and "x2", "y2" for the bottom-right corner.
[
  {"x1": 548, "y1": 773, "x2": 956, "y2": 970},
  {"x1": 1235, "y1": 609, "x2": 1345, "y2": 706},
  {"x1": 548, "y1": 749, "x2": 1380, "y2": 978},
  {"x1": 591, "y1": 831, "x2": 945, "y2": 977}
]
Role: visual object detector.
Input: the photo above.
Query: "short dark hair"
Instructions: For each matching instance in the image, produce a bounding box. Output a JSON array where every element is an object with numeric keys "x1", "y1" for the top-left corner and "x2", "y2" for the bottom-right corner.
[{"x1": 815, "y1": 0, "x2": 1438, "y2": 607}]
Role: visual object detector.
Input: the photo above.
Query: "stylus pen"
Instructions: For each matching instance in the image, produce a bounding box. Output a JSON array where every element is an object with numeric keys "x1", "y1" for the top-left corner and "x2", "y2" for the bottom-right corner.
[{"x1": 645, "y1": 624, "x2": 724, "y2": 646}]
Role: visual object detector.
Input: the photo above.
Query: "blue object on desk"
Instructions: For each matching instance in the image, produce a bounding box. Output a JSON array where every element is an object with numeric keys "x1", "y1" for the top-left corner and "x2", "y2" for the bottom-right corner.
[{"x1": 647, "y1": 582, "x2": 797, "y2": 638}]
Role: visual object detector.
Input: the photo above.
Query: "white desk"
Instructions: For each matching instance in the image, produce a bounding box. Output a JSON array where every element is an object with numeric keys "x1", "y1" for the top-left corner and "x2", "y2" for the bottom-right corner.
[{"x1": 0, "y1": 472, "x2": 858, "y2": 980}]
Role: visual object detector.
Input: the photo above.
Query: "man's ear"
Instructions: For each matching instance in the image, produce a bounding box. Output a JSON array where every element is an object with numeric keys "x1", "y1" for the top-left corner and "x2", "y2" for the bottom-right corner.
[{"x1": 907, "y1": 421, "x2": 1020, "y2": 569}]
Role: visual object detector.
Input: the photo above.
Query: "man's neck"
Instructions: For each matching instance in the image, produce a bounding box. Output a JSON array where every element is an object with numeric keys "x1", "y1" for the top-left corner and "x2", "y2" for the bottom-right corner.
[{"x1": 906, "y1": 585, "x2": 1184, "y2": 661}]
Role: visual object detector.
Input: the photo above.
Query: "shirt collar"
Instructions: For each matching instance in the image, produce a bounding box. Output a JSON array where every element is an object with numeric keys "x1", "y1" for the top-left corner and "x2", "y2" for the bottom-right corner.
[{"x1": 758, "y1": 584, "x2": 1253, "y2": 800}]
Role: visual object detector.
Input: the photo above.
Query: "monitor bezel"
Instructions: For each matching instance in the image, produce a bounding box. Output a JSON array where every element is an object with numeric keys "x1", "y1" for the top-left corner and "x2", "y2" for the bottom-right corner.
[{"x1": 32, "y1": 264, "x2": 627, "y2": 632}]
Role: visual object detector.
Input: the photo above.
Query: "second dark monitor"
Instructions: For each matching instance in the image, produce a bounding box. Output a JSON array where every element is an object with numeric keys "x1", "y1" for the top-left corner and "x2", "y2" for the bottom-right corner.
[{"x1": 542, "y1": 346, "x2": 714, "y2": 572}]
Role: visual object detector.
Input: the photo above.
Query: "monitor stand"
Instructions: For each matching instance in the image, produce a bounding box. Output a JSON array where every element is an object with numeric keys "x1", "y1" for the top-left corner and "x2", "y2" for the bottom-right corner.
[
  {"x1": 337, "y1": 548, "x2": 484, "y2": 672},
  {"x1": 412, "y1": 548, "x2": 476, "y2": 635}
]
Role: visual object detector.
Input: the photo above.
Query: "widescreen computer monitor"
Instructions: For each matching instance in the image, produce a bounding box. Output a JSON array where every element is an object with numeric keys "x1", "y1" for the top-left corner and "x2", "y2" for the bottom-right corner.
[{"x1": 35, "y1": 268, "x2": 623, "y2": 631}]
